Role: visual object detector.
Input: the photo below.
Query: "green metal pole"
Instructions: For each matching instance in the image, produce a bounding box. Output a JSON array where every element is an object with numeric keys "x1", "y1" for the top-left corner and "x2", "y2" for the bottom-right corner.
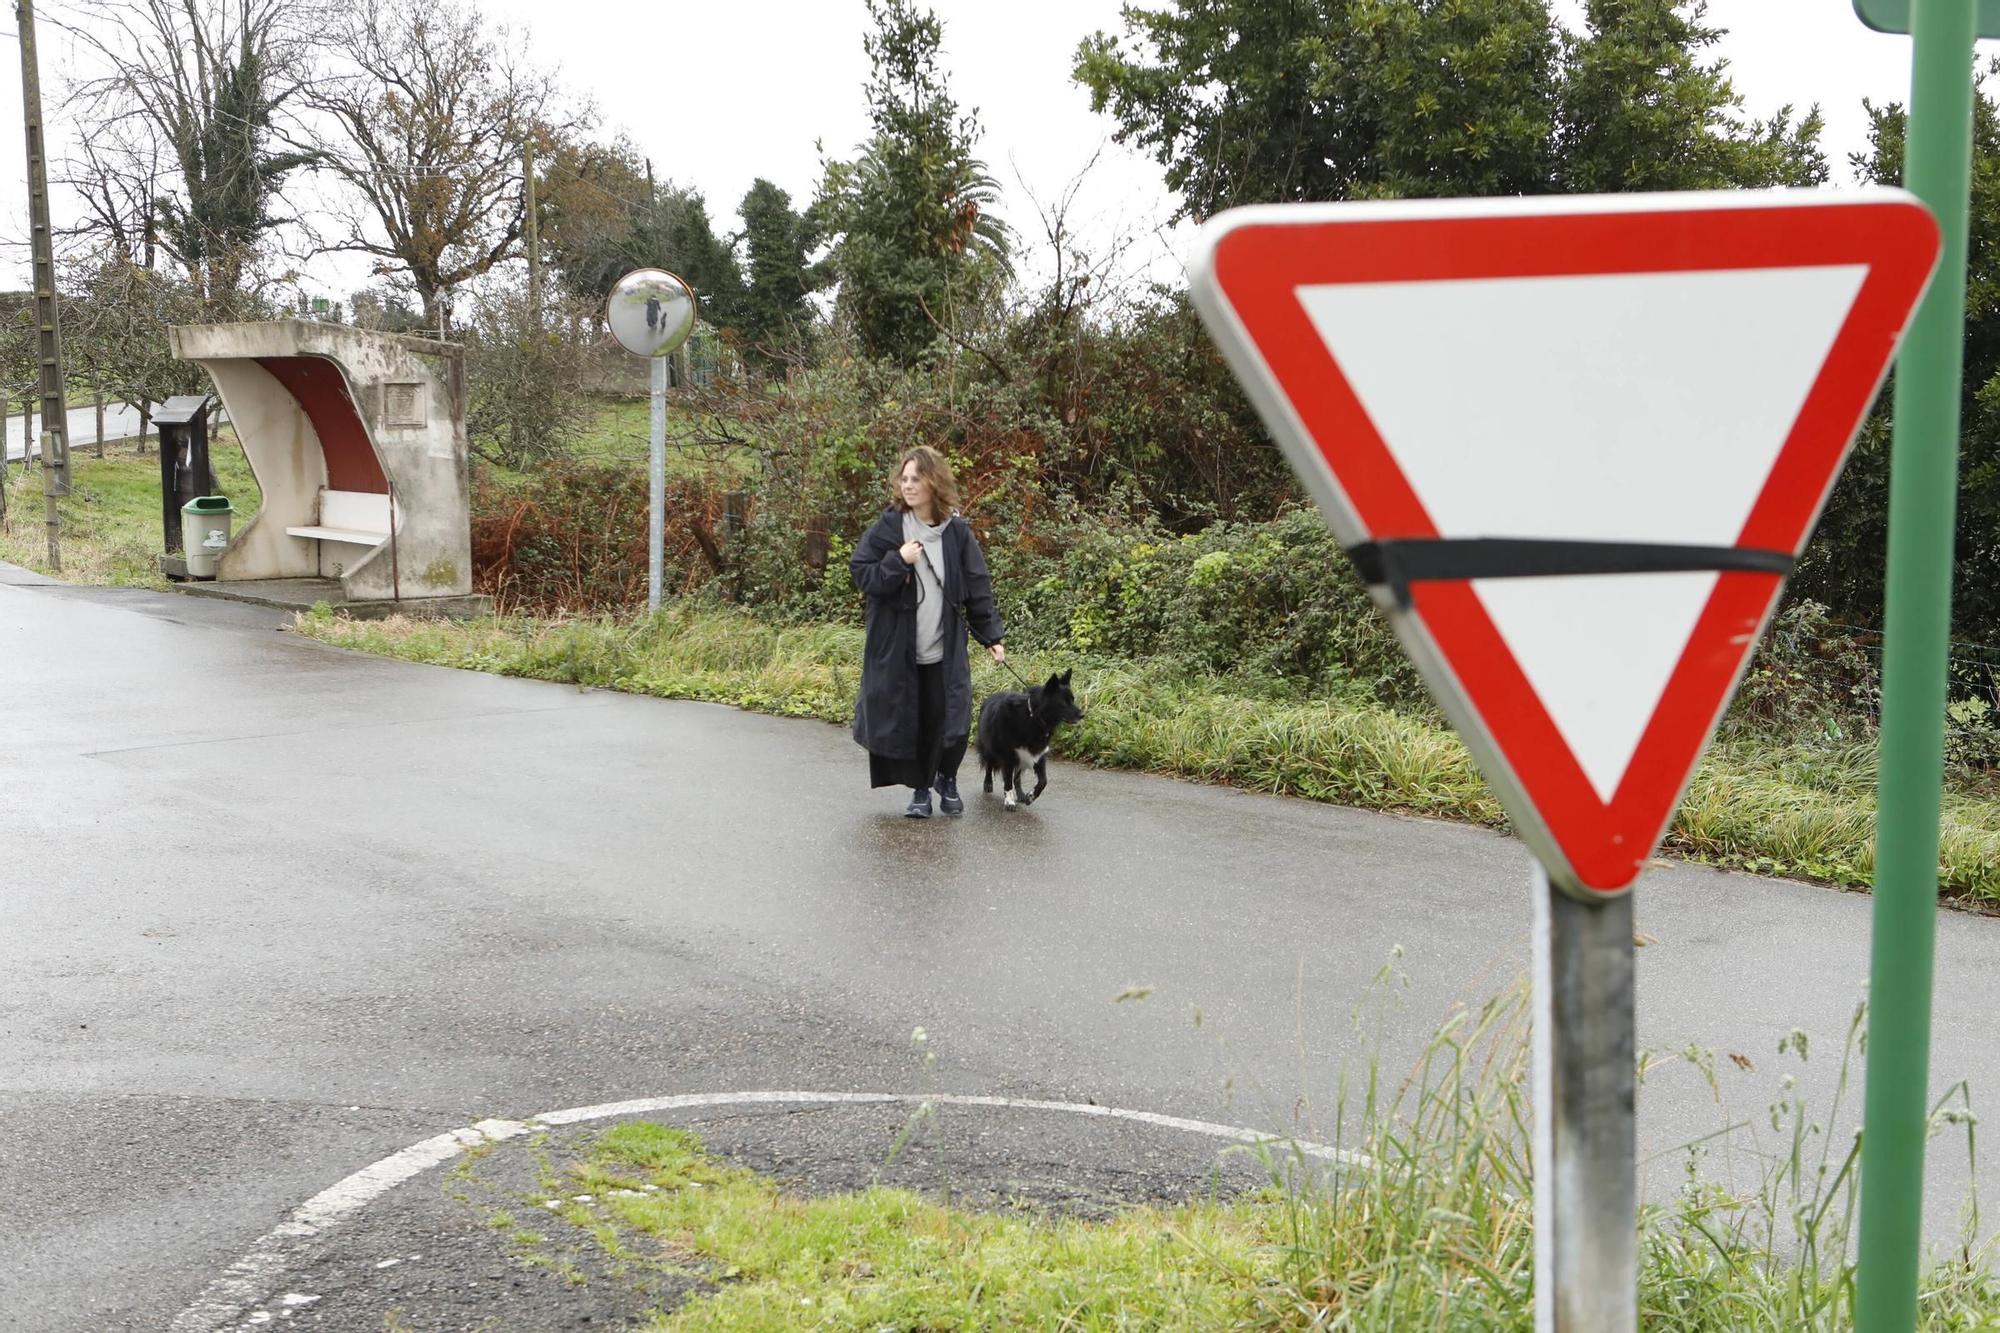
[{"x1": 1857, "y1": 1, "x2": 1976, "y2": 1328}]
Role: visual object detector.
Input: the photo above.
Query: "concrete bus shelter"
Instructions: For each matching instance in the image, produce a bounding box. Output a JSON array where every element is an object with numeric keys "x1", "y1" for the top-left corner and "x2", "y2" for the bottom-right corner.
[{"x1": 167, "y1": 319, "x2": 489, "y2": 617}]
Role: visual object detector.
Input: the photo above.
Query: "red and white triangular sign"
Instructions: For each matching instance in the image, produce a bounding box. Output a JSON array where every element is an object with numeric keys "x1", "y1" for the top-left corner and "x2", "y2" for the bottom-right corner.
[{"x1": 1190, "y1": 191, "x2": 1939, "y2": 896}]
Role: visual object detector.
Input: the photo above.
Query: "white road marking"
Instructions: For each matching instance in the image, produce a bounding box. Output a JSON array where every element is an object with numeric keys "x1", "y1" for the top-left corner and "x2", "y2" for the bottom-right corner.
[
  {"x1": 169, "y1": 1119, "x2": 533, "y2": 1331},
  {"x1": 171, "y1": 1091, "x2": 1363, "y2": 1330}
]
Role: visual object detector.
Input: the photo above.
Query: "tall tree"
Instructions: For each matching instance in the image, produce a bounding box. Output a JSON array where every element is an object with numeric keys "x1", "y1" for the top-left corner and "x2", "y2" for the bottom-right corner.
[
  {"x1": 1076, "y1": 0, "x2": 1557, "y2": 215},
  {"x1": 535, "y1": 140, "x2": 747, "y2": 333},
  {"x1": 1555, "y1": 0, "x2": 1825, "y2": 191},
  {"x1": 735, "y1": 178, "x2": 826, "y2": 370},
  {"x1": 625, "y1": 185, "x2": 746, "y2": 331},
  {"x1": 299, "y1": 0, "x2": 576, "y2": 330},
  {"x1": 62, "y1": 0, "x2": 318, "y2": 298},
  {"x1": 1794, "y1": 80, "x2": 2000, "y2": 644},
  {"x1": 818, "y1": 0, "x2": 1010, "y2": 365},
  {"x1": 56, "y1": 124, "x2": 165, "y2": 270},
  {"x1": 1074, "y1": 0, "x2": 1820, "y2": 214},
  {"x1": 537, "y1": 137, "x2": 655, "y2": 303}
]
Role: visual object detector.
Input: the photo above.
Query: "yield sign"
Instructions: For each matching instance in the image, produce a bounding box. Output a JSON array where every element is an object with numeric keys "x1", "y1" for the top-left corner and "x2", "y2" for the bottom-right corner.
[{"x1": 1190, "y1": 191, "x2": 1939, "y2": 896}]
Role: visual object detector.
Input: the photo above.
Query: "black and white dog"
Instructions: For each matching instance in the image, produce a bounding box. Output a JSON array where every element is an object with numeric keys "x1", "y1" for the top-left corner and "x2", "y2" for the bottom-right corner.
[{"x1": 976, "y1": 669, "x2": 1085, "y2": 810}]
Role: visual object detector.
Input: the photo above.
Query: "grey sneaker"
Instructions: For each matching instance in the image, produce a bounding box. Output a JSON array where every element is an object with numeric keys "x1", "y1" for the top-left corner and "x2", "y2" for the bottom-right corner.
[
  {"x1": 905, "y1": 788, "x2": 933, "y2": 818},
  {"x1": 936, "y1": 775, "x2": 963, "y2": 815}
]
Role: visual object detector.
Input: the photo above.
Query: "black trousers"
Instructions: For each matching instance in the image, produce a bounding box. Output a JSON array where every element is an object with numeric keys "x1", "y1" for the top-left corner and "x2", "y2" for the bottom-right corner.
[{"x1": 868, "y1": 662, "x2": 968, "y2": 789}]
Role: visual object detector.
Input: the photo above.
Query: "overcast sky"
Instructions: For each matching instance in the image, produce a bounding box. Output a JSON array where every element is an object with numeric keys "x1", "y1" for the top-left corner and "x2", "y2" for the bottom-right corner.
[{"x1": 0, "y1": 0, "x2": 1977, "y2": 302}]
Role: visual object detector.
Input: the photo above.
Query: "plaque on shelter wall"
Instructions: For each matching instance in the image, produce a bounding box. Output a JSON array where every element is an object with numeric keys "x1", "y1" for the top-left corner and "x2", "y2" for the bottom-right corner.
[{"x1": 384, "y1": 382, "x2": 426, "y2": 428}]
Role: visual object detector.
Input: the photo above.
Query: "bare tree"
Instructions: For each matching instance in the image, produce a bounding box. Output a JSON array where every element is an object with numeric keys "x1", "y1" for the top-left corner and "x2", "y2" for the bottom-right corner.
[
  {"x1": 460, "y1": 279, "x2": 595, "y2": 468},
  {"x1": 59, "y1": 254, "x2": 232, "y2": 444},
  {"x1": 55, "y1": 123, "x2": 166, "y2": 269},
  {"x1": 57, "y1": 0, "x2": 321, "y2": 300},
  {"x1": 298, "y1": 0, "x2": 580, "y2": 331}
]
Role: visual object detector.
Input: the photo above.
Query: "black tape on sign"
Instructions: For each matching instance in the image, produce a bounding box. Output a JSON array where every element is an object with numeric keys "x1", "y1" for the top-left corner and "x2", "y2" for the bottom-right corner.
[{"x1": 1346, "y1": 538, "x2": 1795, "y2": 611}]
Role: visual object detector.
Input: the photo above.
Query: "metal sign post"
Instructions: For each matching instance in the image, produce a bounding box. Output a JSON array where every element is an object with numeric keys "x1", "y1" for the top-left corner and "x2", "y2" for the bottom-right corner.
[
  {"x1": 1532, "y1": 865, "x2": 1637, "y2": 1332},
  {"x1": 1849, "y1": 2, "x2": 1986, "y2": 1329},
  {"x1": 605, "y1": 268, "x2": 697, "y2": 612},
  {"x1": 649, "y1": 353, "x2": 667, "y2": 610}
]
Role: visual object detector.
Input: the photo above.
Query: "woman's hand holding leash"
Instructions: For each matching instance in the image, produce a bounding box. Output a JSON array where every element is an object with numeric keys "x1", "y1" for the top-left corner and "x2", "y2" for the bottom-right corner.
[
  {"x1": 989, "y1": 643, "x2": 1006, "y2": 664},
  {"x1": 899, "y1": 540, "x2": 922, "y2": 565}
]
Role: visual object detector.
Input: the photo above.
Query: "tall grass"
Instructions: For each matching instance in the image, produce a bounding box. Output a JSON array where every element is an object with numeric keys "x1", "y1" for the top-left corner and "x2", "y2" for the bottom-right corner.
[
  {"x1": 1245, "y1": 976, "x2": 1536, "y2": 1327},
  {"x1": 1630, "y1": 1002, "x2": 1998, "y2": 1329},
  {"x1": 1241, "y1": 973, "x2": 1998, "y2": 1329}
]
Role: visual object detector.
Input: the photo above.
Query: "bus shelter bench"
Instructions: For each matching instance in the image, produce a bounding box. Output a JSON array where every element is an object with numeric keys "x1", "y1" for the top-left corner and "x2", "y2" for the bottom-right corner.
[{"x1": 287, "y1": 488, "x2": 391, "y2": 547}]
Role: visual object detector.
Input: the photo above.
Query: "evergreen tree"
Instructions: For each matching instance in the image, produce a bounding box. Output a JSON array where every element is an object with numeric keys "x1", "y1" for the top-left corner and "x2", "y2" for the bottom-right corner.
[
  {"x1": 1075, "y1": 0, "x2": 1558, "y2": 215},
  {"x1": 1794, "y1": 79, "x2": 2000, "y2": 644},
  {"x1": 630, "y1": 185, "x2": 746, "y2": 332},
  {"x1": 818, "y1": 0, "x2": 1010, "y2": 365},
  {"x1": 1073, "y1": 0, "x2": 1823, "y2": 216},
  {"x1": 736, "y1": 179, "x2": 826, "y2": 370},
  {"x1": 1555, "y1": 0, "x2": 1825, "y2": 191}
]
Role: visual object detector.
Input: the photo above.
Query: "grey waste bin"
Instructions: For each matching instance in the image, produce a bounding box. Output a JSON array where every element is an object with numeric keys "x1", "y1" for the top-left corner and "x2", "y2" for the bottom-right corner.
[{"x1": 182, "y1": 496, "x2": 233, "y2": 578}]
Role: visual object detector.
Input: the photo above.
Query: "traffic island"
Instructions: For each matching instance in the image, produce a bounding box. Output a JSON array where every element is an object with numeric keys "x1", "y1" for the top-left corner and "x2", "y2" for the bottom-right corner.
[{"x1": 177, "y1": 1096, "x2": 1297, "y2": 1331}]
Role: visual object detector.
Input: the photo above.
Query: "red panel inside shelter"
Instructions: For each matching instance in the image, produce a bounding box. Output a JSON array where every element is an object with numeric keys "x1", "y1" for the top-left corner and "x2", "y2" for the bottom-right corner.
[{"x1": 254, "y1": 356, "x2": 387, "y2": 493}]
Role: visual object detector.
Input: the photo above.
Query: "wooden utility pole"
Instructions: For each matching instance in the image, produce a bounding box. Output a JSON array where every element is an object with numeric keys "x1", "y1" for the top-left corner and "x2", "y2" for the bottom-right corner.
[{"x1": 18, "y1": 0, "x2": 69, "y2": 575}]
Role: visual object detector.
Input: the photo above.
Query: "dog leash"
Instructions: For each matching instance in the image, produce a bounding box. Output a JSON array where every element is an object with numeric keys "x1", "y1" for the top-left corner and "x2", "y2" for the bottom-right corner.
[
  {"x1": 991, "y1": 654, "x2": 1036, "y2": 696},
  {"x1": 915, "y1": 538, "x2": 1037, "y2": 715}
]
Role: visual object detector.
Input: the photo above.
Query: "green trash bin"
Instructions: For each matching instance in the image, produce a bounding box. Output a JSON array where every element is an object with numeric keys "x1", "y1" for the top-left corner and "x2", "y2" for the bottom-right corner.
[{"x1": 182, "y1": 496, "x2": 233, "y2": 579}]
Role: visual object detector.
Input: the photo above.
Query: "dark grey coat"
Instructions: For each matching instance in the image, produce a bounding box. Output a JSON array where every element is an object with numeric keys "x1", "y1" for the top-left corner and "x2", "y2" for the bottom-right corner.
[{"x1": 849, "y1": 506, "x2": 1005, "y2": 760}]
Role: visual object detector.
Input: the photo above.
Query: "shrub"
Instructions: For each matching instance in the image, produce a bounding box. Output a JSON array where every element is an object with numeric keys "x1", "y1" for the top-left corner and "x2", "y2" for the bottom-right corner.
[
  {"x1": 1014, "y1": 288, "x2": 1300, "y2": 528},
  {"x1": 1729, "y1": 599, "x2": 1880, "y2": 741},
  {"x1": 462, "y1": 287, "x2": 599, "y2": 469},
  {"x1": 470, "y1": 462, "x2": 727, "y2": 615},
  {"x1": 678, "y1": 354, "x2": 1065, "y2": 622},
  {"x1": 1007, "y1": 508, "x2": 1429, "y2": 708}
]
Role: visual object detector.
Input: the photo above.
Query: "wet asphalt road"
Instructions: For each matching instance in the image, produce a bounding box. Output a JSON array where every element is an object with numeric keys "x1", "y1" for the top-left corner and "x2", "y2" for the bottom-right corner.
[
  {"x1": 3, "y1": 566, "x2": 1998, "y2": 1330},
  {"x1": 3, "y1": 403, "x2": 147, "y2": 464}
]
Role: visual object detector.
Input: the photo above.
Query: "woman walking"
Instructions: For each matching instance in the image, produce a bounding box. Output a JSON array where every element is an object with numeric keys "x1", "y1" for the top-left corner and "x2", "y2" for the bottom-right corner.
[{"x1": 850, "y1": 446, "x2": 1006, "y2": 817}]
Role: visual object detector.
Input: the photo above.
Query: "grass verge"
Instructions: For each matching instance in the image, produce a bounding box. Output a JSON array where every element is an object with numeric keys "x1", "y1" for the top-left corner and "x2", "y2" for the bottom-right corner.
[
  {"x1": 0, "y1": 438, "x2": 262, "y2": 588},
  {"x1": 290, "y1": 604, "x2": 2000, "y2": 904},
  {"x1": 474, "y1": 983, "x2": 1997, "y2": 1329}
]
